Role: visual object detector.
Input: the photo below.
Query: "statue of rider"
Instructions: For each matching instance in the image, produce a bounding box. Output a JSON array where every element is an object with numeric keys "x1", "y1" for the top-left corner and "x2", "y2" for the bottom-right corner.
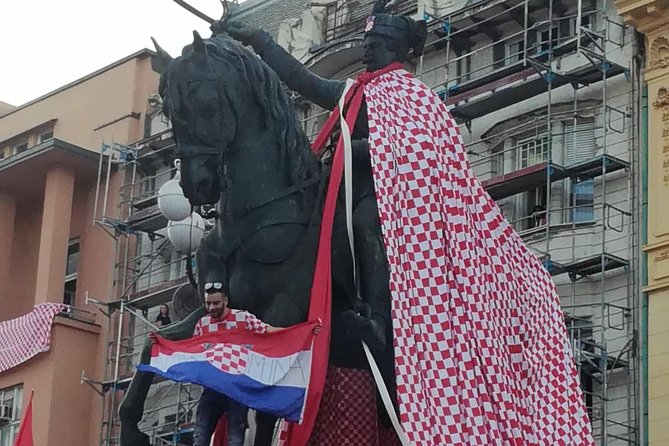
[{"x1": 212, "y1": 0, "x2": 427, "y2": 362}]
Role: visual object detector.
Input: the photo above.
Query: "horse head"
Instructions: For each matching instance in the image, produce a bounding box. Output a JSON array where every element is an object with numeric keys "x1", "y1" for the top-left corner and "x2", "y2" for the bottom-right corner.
[
  {"x1": 156, "y1": 31, "x2": 317, "y2": 211},
  {"x1": 156, "y1": 31, "x2": 241, "y2": 206}
]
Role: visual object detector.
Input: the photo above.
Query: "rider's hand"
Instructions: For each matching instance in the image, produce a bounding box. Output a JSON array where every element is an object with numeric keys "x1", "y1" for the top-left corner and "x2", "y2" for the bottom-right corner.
[{"x1": 215, "y1": 20, "x2": 260, "y2": 46}]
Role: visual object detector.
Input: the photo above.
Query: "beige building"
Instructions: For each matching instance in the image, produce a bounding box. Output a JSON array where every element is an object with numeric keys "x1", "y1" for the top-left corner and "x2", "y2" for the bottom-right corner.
[
  {"x1": 2, "y1": 0, "x2": 668, "y2": 444},
  {"x1": 0, "y1": 50, "x2": 160, "y2": 446}
]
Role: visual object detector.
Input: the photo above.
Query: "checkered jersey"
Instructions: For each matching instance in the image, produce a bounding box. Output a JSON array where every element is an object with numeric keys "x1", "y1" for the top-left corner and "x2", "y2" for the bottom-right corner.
[
  {"x1": 363, "y1": 69, "x2": 594, "y2": 445},
  {"x1": 0, "y1": 303, "x2": 65, "y2": 372},
  {"x1": 193, "y1": 309, "x2": 269, "y2": 337}
]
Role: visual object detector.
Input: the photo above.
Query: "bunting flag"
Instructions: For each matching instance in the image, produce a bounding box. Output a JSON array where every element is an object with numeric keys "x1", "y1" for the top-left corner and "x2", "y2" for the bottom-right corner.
[
  {"x1": 138, "y1": 322, "x2": 318, "y2": 422},
  {"x1": 0, "y1": 303, "x2": 65, "y2": 372},
  {"x1": 13, "y1": 390, "x2": 33, "y2": 446}
]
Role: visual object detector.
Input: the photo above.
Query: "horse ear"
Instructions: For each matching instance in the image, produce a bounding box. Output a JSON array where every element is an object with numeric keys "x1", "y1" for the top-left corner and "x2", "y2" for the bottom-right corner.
[
  {"x1": 193, "y1": 30, "x2": 207, "y2": 55},
  {"x1": 151, "y1": 37, "x2": 174, "y2": 73}
]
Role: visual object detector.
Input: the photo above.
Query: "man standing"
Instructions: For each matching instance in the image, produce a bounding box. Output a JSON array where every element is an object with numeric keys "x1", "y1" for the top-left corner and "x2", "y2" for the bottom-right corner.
[{"x1": 151, "y1": 281, "x2": 285, "y2": 446}]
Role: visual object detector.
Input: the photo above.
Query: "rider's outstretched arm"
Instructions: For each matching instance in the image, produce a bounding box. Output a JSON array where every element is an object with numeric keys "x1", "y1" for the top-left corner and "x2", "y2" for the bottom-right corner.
[{"x1": 221, "y1": 21, "x2": 346, "y2": 111}]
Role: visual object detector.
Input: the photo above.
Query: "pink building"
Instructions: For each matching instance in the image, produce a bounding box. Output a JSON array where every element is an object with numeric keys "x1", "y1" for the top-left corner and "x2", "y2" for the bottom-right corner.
[{"x1": 0, "y1": 49, "x2": 160, "y2": 446}]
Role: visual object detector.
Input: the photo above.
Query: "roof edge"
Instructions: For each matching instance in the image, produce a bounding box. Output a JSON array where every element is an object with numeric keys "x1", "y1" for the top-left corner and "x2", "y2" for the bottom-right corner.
[
  {"x1": 0, "y1": 137, "x2": 99, "y2": 173},
  {"x1": 1, "y1": 49, "x2": 156, "y2": 120}
]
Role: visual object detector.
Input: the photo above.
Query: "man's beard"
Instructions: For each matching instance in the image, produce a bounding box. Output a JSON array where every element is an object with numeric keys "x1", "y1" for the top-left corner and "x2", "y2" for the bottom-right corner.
[{"x1": 210, "y1": 308, "x2": 224, "y2": 319}]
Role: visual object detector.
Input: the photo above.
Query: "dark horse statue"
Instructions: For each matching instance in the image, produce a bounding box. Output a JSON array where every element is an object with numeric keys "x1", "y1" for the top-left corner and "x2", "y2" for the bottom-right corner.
[{"x1": 118, "y1": 32, "x2": 395, "y2": 445}]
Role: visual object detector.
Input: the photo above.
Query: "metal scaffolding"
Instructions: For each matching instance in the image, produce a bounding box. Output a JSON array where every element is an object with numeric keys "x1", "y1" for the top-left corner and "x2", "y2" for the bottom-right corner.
[
  {"x1": 90, "y1": 0, "x2": 642, "y2": 443},
  {"x1": 91, "y1": 132, "x2": 204, "y2": 446},
  {"x1": 419, "y1": 0, "x2": 640, "y2": 443},
  {"x1": 303, "y1": 0, "x2": 641, "y2": 442}
]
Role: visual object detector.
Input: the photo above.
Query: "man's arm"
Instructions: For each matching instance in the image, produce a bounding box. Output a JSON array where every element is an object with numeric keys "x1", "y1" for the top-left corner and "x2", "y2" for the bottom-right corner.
[{"x1": 218, "y1": 21, "x2": 346, "y2": 111}]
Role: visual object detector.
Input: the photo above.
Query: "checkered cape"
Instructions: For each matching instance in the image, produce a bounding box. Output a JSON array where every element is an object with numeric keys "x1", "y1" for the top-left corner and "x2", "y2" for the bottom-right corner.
[
  {"x1": 363, "y1": 69, "x2": 594, "y2": 444},
  {"x1": 0, "y1": 303, "x2": 65, "y2": 372}
]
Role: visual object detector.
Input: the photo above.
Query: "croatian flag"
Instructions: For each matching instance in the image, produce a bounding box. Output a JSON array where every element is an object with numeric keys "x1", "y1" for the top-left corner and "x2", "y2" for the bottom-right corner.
[{"x1": 138, "y1": 321, "x2": 317, "y2": 422}]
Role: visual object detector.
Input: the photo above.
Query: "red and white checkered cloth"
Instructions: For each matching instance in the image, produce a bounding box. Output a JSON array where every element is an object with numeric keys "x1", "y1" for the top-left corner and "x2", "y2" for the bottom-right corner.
[
  {"x1": 193, "y1": 309, "x2": 269, "y2": 336},
  {"x1": 364, "y1": 69, "x2": 594, "y2": 444},
  {"x1": 0, "y1": 303, "x2": 65, "y2": 372},
  {"x1": 307, "y1": 366, "x2": 401, "y2": 446}
]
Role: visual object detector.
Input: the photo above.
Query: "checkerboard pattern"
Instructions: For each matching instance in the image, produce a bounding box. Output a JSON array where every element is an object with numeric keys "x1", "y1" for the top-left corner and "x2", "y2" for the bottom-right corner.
[
  {"x1": 193, "y1": 309, "x2": 269, "y2": 337},
  {"x1": 277, "y1": 366, "x2": 400, "y2": 446},
  {"x1": 363, "y1": 69, "x2": 594, "y2": 444},
  {"x1": 204, "y1": 343, "x2": 248, "y2": 374},
  {"x1": 0, "y1": 303, "x2": 65, "y2": 372}
]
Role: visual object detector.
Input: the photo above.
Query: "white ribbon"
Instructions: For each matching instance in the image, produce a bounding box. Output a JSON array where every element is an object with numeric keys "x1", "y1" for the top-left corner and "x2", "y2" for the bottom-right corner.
[{"x1": 338, "y1": 79, "x2": 410, "y2": 446}]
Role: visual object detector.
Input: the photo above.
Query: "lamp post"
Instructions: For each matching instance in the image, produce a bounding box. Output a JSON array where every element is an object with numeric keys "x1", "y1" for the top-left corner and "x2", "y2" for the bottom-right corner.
[
  {"x1": 167, "y1": 212, "x2": 205, "y2": 253},
  {"x1": 157, "y1": 159, "x2": 191, "y2": 222}
]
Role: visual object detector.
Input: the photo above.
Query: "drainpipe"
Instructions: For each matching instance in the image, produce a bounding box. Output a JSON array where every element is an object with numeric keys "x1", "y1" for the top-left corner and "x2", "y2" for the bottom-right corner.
[{"x1": 640, "y1": 84, "x2": 648, "y2": 446}]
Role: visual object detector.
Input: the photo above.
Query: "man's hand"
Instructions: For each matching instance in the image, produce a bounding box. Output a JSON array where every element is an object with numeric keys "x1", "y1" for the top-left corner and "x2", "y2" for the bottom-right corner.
[
  {"x1": 148, "y1": 332, "x2": 158, "y2": 345},
  {"x1": 314, "y1": 324, "x2": 322, "y2": 335},
  {"x1": 211, "y1": 19, "x2": 260, "y2": 46}
]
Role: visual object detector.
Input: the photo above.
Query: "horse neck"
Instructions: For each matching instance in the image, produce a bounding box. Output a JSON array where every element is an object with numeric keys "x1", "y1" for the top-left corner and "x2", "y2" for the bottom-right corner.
[{"x1": 224, "y1": 121, "x2": 316, "y2": 214}]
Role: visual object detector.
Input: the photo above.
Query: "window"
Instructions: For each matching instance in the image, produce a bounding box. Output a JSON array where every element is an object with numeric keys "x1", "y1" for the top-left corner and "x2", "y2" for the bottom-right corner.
[
  {"x1": 564, "y1": 120, "x2": 596, "y2": 222},
  {"x1": 455, "y1": 53, "x2": 471, "y2": 84},
  {"x1": 0, "y1": 385, "x2": 22, "y2": 446},
  {"x1": 537, "y1": 26, "x2": 560, "y2": 53},
  {"x1": 64, "y1": 239, "x2": 80, "y2": 306},
  {"x1": 39, "y1": 131, "x2": 53, "y2": 143},
  {"x1": 517, "y1": 135, "x2": 550, "y2": 168},
  {"x1": 525, "y1": 186, "x2": 548, "y2": 230},
  {"x1": 13, "y1": 142, "x2": 28, "y2": 155},
  {"x1": 508, "y1": 39, "x2": 525, "y2": 64},
  {"x1": 571, "y1": 180, "x2": 594, "y2": 222},
  {"x1": 494, "y1": 39, "x2": 525, "y2": 68}
]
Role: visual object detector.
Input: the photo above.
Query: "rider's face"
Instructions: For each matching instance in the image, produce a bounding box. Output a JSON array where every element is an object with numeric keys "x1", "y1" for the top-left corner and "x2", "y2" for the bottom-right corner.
[{"x1": 362, "y1": 35, "x2": 398, "y2": 72}]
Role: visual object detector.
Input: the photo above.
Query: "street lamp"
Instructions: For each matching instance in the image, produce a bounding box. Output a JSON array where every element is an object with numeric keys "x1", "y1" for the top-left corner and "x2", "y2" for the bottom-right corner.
[
  {"x1": 157, "y1": 159, "x2": 191, "y2": 221},
  {"x1": 167, "y1": 212, "x2": 205, "y2": 253}
]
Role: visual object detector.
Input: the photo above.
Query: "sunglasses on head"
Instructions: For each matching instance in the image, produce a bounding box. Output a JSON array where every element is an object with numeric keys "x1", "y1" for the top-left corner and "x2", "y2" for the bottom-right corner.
[{"x1": 204, "y1": 282, "x2": 225, "y2": 293}]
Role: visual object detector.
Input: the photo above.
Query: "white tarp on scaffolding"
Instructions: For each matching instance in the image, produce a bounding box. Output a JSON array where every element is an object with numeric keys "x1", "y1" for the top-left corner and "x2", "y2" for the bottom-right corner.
[
  {"x1": 278, "y1": 8, "x2": 326, "y2": 62},
  {"x1": 417, "y1": 0, "x2": 476, "y2": 19}
]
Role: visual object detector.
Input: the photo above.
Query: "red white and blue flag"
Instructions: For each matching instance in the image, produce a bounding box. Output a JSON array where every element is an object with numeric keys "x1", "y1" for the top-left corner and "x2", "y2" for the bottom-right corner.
[{"x1": 138, "y1": 321, "x2": 318, "y2": 422}]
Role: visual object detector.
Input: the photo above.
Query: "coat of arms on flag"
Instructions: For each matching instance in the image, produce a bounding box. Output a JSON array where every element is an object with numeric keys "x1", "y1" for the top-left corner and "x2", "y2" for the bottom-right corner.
[{"x1": 138, "y1": 321, "x2": 318, "y2": 422}]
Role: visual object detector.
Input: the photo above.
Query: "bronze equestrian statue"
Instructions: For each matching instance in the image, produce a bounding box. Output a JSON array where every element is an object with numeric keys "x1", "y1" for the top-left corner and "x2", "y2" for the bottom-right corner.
[{"x1": 118, "y1": 2, "x2": 426, "y2": 444}]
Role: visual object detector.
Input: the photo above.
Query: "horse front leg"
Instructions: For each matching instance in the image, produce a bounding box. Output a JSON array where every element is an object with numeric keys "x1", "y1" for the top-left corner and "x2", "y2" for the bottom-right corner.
[{"x1": 119, "y1": 306, "x2": 205, "y2": 446}]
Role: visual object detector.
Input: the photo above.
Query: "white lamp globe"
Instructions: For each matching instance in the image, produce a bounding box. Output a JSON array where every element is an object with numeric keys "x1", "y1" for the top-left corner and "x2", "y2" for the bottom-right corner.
[
  {"x1": 167, "y1": 212, "x2": 205, "y2": 252},
  {"x1": 158, "y1": 161, "x2": 191, "y2": 221}
]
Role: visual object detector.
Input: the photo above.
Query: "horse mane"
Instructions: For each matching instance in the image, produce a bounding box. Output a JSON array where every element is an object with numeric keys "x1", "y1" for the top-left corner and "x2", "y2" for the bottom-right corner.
[{"x1": 161, "y1": 35, "x2": 318, "y2": 186}]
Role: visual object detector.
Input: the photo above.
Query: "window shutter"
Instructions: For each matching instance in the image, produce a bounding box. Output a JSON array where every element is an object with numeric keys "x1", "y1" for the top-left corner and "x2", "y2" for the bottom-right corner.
[{"x1": 564, "y1": 121, "x2": 595, "y2": 166}]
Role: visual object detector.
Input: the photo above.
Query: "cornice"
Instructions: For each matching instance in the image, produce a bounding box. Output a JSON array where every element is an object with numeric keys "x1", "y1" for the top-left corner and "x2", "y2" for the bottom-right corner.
[{"x1": 615, "y1": 0, "x2": 669, "y2": 34}]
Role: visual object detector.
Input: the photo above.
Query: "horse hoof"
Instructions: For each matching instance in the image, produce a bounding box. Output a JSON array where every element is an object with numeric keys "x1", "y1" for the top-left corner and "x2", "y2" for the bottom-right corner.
[{"x1": 341, "y1": 310, "x2": 386, "y2": 354}]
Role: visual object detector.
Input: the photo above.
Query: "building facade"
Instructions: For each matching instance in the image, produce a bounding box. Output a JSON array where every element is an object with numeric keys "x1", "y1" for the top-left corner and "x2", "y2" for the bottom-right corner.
[
  {"x1": 0, "y1": 50, "x2": 160, "y2": 446},
  {"x1": 2, "y1": 0, "x2": 665, "y2": 444},
  {"x1": 614, "y1": 0, "x2": 669, "y2": 444},
  {"x1": 98, "y1": 0, "x2": 649, "y2": 444}
]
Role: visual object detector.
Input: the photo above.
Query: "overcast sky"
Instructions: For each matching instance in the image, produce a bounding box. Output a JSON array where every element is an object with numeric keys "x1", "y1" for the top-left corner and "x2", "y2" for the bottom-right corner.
[{"x1": 1, "y1": 0, "x2": 231, "y2": 106}]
